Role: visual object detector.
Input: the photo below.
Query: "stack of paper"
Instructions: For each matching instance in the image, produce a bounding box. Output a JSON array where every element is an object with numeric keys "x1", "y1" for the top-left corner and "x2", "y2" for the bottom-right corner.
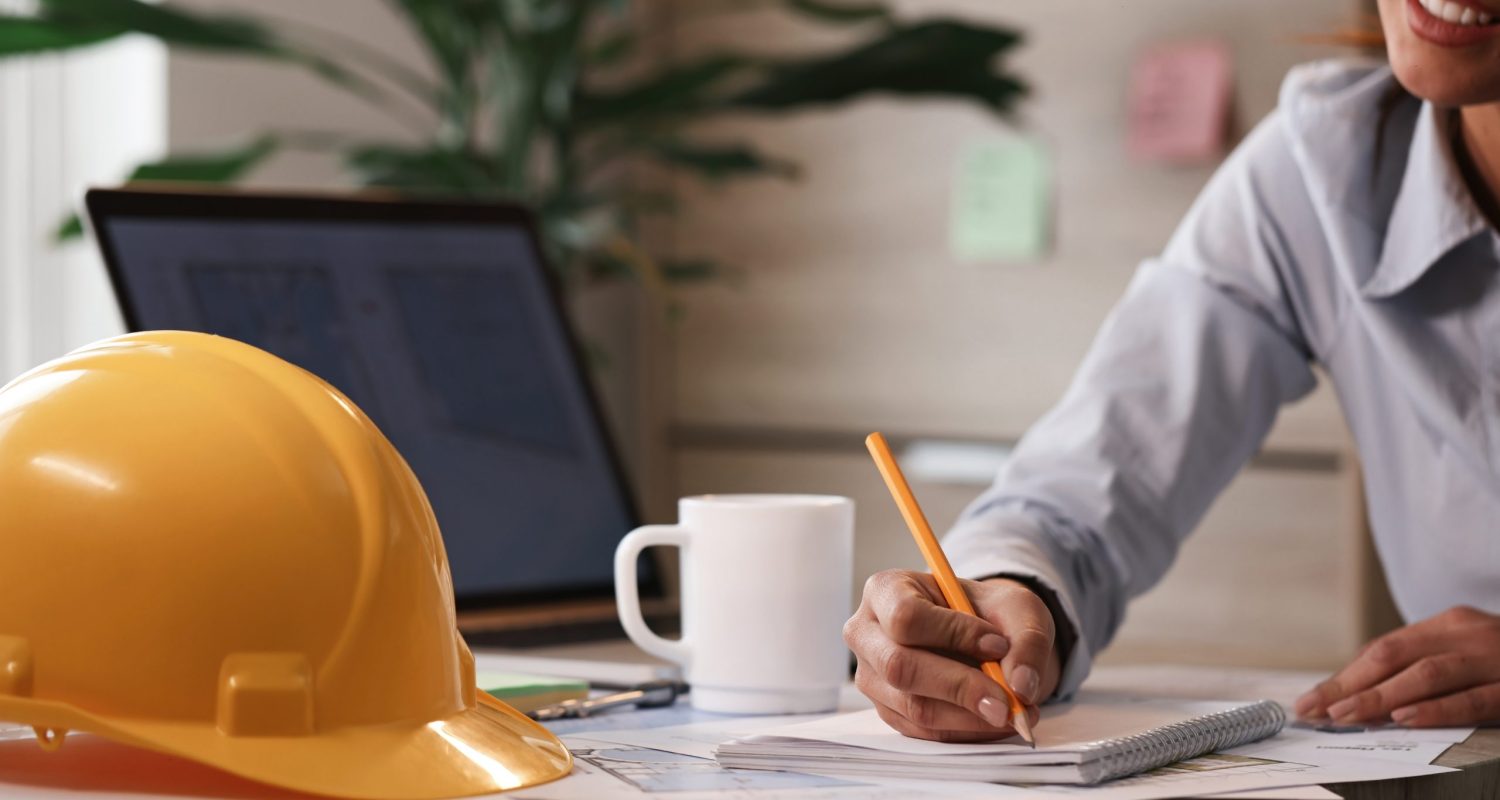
[{"x1": 539, "y1": 679, "x2": 1474, "y2": 800}]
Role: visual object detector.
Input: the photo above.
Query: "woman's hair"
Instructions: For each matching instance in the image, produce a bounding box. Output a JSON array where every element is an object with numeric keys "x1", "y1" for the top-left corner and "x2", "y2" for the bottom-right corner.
[{"x1": 1303, "y1": 15, "x2": 1386, "y2": 50}]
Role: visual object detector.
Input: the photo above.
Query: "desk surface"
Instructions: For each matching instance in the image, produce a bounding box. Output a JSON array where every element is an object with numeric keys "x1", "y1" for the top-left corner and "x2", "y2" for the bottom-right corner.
[
  {"x1": 488, "y1": 649, "x2": 1500, "y2": 800},
  {"x1": 1324, "y1": 728, "x2": 1499, "y2": 799},
  {"x1": 0, "y1": 651, "x2": 1492, "y2": 799},
  {"x1": 1079, "y1": 664, "x2": 1500, "y2": 800},
  {"x1": 477, "y1": 644, "x2": 1500, "y2": 799}
]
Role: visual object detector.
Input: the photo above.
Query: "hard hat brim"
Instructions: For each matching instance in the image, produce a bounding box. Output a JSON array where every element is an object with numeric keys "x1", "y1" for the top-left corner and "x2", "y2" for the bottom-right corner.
[{"x1": 0, "y1": 692, "x2": 573, "y2": 799}]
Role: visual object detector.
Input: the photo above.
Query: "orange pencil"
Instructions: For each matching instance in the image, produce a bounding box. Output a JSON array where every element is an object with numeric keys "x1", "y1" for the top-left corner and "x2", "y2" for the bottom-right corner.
[{"x1": 865, "y1": 432, "x2": 1036, "y2": 748}]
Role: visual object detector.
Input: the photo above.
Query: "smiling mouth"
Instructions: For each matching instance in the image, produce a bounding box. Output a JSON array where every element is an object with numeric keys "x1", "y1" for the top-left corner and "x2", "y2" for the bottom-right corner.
[{"x1": 1417, "y1": 0, "x2": 1499, "y2": 26}]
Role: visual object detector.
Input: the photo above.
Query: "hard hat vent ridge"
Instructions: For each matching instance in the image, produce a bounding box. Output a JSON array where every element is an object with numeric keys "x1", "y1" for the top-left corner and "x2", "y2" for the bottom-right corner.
[{"x1": 216, "y1": 653, "x2": 316, "y2": 737}]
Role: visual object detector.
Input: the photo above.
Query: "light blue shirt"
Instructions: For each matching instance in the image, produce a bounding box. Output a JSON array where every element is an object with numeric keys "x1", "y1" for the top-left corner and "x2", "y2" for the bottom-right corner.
[{"x1": 946, "y1": 60, "x2": 1500, "y2": 698}]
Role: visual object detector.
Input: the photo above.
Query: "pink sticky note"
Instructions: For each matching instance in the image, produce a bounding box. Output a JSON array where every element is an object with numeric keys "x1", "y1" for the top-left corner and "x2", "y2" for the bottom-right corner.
[{"x1": 1127, "y1": 39, "x2": 1234, "y2": 165}]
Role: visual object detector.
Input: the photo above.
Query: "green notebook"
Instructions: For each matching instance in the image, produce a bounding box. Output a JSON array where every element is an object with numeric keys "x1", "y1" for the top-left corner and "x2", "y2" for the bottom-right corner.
[{"x1": 478, "y1": 672, "x2": 589, "y2": 714}]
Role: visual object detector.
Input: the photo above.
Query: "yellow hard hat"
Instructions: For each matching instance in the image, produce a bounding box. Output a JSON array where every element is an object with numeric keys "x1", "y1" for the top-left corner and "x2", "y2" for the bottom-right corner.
[{"x1": 0, "y1": 331, "x2": 572, "y2": 798}]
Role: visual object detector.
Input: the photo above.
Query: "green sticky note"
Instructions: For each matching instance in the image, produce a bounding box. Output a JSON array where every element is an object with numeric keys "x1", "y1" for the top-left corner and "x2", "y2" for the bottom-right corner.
[
  {"x1": 951, "y1": 136, "x2": 1052, "y2": 263},
  {"x1": 477, "y1": 672, "x2": 589, "y2": 714}
]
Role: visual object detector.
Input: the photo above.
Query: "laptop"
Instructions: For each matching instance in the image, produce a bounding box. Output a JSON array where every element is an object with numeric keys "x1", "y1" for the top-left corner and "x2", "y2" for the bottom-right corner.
[{"x1": 86, "y1": 188, "x2": 674, "y2": 646}]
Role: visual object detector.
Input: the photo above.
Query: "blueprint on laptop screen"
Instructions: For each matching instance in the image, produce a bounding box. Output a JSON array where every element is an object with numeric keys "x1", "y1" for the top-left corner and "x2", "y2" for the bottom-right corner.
[{"x1": 104, "y1": 218, "x2": 636, "y2": 599}]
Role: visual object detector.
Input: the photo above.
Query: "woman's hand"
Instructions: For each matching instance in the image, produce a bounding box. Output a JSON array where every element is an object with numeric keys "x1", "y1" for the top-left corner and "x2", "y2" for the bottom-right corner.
[
  {"x1": 842, "y1": 569, "x2": 1062, "y2": 742},
  {"x1": 1295, "y1": 605, "x2": 1500, "y2": 727}
]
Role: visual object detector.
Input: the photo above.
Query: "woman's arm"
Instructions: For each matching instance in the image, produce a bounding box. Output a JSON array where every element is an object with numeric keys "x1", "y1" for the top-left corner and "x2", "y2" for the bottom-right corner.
[
  {"x1": 847, "y1": 111, "x2": 1331, "y2": 738},
  {"x1": 944, "y1": 111, "x2": 1326, "y2": 700},
  {"x1": 847, "y1": 109, "x2": 1338, "y2": 740}
]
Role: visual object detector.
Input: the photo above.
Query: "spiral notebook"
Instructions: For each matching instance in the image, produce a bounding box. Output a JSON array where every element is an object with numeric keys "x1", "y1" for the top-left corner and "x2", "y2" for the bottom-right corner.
[{"x1": 714, "y1": 693, "x2": 1286, "y2": 785}]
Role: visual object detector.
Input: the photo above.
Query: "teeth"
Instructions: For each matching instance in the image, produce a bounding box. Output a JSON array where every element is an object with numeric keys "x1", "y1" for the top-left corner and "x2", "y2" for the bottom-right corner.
[{"x1": 1422, "y1": 0, "x2": 1498, "y2": 24}]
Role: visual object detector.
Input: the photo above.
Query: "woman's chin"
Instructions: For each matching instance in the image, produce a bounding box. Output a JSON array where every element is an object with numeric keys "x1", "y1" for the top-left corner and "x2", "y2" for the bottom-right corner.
[{"x1": 1391, "y1": 50, "x2": 1500, "y2": 105}]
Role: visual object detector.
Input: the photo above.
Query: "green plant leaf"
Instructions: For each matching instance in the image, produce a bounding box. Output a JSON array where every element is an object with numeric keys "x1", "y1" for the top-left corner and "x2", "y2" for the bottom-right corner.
[
  {"x1": 642, "y1": 138, "x2": 800, "y2": 181},
  {"x1": 613, "y1": 190, "x2": 679, "y2": 216},
  {"x1": 126, "y1": 135, "x2": 280, "y2": 183},
  {"x1": 586, "y1": 29, "x2": 635, "y2": 66},
  {"x1": 579, "y1": 20, "x2": 1025, "y2": 129},
  {"x1": 727, "y1": 20, "x2": 1027, "y2": 115},
  {"x1": 580, "y1": 249, "x2": 634, "y2": 282},
  {"x1": 661, "y1": 258, "x2": 741, "y2": 284},
  {"x1": 54, "y1": 213, "x2": 86, "y2": 243},
  {"x1": 386, "y1": 0, "x2": 474, "y2": 87},
  {"x1": 782, "y1": 0, "x2": 893, "y2": 25},
  {"x1": 52, "y1": 136, "x2": 278, "y2": 243},
  {"x1": 37, "y1": 0, "x2": 283, "y2": 53},
  {"x1": 4, "y1": 1, "x2": 375, "y2": 97},
  {"x1": 0, "y1": 2, "x2": 393, "y2": 113},
  {"x1": 0, "y1": 16, "x2": 124, "y2": 55},
  {"x1": 345, "y1": 145, "x2": 501, "y2": 196},
  {"x1": 575, "y1": 54, "x2": 758, "y2": 127}
]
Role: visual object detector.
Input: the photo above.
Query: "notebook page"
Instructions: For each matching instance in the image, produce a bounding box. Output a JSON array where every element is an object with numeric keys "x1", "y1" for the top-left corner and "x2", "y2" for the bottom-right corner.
[{"x1": 743, "y1": 693, "x2": 1257, "y2": 757}]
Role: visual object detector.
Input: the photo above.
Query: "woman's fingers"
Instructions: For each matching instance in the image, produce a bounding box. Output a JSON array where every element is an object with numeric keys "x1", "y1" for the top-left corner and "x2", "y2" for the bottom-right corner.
[
  {"x1": 1297, "y1": 606, "x2": 1500, "y2": 721},
  {"x1": 852, "y1": 638, "x2": 1015, "y2": 727},
  {"x1": 872, "y1": 699, "x2": 1018, "y2": 744},
  {"x1": 866, "y1": 681, "x2": 1043, "y2": 743},
  {"x1": 1295, "y1": 623, "x2": 1445, "y2": 717},
  {"x1": 865, "y1": 572, "x2": 1011, "y2": 659},
  {"x1": 1392, "y1": 683, "x2": 1500, "y2": 727},
  {"x1": 856, "y1": 657, "x2": 1012, "y2": 736},
  {"x1": 979, "y1": 580, "x2": 1058, "y2": 705},
  {"x1": 1325, "y1": 654, "x2": 1482, "y2": 722}
]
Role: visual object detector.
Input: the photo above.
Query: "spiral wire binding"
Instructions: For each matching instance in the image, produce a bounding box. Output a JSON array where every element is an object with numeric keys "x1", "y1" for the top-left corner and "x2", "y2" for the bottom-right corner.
[{"x1": 1083, "y1": 700, "x2": 1286, "y2": 785}]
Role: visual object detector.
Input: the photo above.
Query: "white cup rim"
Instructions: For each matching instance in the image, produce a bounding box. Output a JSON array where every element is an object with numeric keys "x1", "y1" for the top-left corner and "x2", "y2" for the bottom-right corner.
[{"x1": 682, "y1": 493, "x2": 850, "y2": 509}]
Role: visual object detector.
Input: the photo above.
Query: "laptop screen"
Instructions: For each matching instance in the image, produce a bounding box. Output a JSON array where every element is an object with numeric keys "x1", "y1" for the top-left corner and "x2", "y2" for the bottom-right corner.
[{"x1": 87, "y1": 192, "x2": 643, "y2": 608}]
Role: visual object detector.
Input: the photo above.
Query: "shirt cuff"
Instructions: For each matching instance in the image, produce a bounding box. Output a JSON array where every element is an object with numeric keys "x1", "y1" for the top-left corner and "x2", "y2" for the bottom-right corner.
[{"x1": 946, "y1": 521, "x2": 1094, "y2": 701}]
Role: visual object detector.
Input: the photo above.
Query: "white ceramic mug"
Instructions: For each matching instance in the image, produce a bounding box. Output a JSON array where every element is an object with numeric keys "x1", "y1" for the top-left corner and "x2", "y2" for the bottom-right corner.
[{"x1": 614, "y1": 494, "x2": 854, "y2": 714}]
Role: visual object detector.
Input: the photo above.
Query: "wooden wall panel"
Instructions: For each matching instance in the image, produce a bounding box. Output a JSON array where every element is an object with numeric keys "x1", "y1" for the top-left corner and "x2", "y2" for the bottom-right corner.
[
  {"x1": 1100, "y1": 464, "x2": 1363, "y2": 669},
  {"x1": 665, "y1": 0, "x2": 1353, "y2": 450}
]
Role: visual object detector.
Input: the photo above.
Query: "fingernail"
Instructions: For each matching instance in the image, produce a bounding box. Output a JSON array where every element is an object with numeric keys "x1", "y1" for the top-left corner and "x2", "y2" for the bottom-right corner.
[
  {"x1": 1392, "y1": 706, "x2": 1417, "y2": 726},
  {"x1": 976, "y1": 695, "x2": 1010, "y2": 727},
  {"x1": 1327, "y1": 698, "x2": 1356, "y2": 720},
  {"x1": 1011, "y1": 665, "x2": 1041, "y2": 704},
  {"x1": 977, "y1": 634, "x2": 1009, "y2": 659}
]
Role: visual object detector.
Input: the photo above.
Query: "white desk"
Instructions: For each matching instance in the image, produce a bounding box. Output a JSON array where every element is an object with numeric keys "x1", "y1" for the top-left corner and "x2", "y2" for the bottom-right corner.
[{"x1": 0, "y1": 656, "x2": 1493, "y2": 800}]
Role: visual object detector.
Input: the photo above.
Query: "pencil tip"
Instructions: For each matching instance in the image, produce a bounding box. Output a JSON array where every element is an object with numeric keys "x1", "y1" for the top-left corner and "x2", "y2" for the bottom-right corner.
[{"x1": 1012, "y1": 714, "x2": 1036, "y2": 748}]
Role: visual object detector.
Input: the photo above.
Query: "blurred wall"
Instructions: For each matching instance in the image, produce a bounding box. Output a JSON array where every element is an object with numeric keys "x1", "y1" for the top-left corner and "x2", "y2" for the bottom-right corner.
[
  {"x1": 662, "y1": 0, "x2": 1387, "y2": 668},
  {"x1": 0, "y1": 38, "x2": 161, "y2": 382}
]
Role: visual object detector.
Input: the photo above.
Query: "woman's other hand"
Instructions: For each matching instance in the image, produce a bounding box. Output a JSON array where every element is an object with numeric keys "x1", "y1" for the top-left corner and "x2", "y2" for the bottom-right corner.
[{"x1": 1295, "y1": 605, "x2": 1500, "y2": 727}]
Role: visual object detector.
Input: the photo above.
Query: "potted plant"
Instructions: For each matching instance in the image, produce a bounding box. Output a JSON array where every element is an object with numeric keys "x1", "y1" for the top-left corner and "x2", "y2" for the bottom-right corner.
[
  {"x1": 0, "y1": 0, "x2": 1027, "y2": 298},
  {"x1": 1, "y1": 0, "x2": 1028, "y2": 502}
]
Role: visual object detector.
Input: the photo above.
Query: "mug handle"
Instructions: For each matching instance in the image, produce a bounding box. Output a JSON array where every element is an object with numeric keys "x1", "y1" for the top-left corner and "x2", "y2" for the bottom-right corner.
[{"x1": 614, "y1": 525, "x2": 691, "y2": 665}]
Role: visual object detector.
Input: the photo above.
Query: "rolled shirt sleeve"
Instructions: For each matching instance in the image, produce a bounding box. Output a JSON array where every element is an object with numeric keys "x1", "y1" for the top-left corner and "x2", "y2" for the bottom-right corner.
[{"x1": 946, "y1": 114, "x2": 1321, "y2": 699}]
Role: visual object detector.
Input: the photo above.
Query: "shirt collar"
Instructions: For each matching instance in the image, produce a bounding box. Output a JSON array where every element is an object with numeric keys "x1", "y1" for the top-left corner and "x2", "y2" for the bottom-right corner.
[{"x1": 1362, "y1": 103, "x2": 1489, "y2": 299}]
